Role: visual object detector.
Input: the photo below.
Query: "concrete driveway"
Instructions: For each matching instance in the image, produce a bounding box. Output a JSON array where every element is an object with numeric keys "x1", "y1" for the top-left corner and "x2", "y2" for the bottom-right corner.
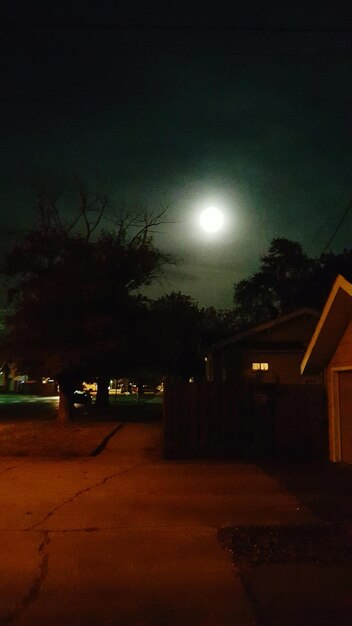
[{"x1": 0, "y1": 422, "x2": 320, "y2": 625}]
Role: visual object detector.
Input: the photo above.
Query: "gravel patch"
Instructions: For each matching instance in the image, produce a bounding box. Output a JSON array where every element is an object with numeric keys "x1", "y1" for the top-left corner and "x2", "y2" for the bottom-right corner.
[{"x1": 218, "y1": 524, "x2": 352, "y2": 566}]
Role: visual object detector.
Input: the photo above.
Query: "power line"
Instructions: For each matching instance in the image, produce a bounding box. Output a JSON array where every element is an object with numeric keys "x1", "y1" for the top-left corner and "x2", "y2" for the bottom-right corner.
[
  {"x1": 322, "y1": 199, "x2": 352, "y2": 253},
  {"x1": 1, "y1": 22, "x2": 352, "y2": 32},
  {"x1": 305, "y1": 184, "x2": 352, "y2": 254}
]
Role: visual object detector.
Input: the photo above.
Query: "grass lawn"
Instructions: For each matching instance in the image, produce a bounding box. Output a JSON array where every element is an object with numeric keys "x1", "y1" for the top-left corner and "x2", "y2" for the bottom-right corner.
[
  {"x1": 0, "y1": 392, "x2": 162, "y2": 457},
  {"x1": 0, "y1": 421, "x2": 122, "y2": 458},
  {"x1": 106, "y1": 392, "x2": 163, "y2": 405}
]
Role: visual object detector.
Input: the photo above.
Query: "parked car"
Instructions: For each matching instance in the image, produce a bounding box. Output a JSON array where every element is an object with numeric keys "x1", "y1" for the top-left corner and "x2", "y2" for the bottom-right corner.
[
  {"x1": 73, "y1": 390, "x2": 92, "y2": 406},
  {"x1": 141, "y1": 384, "x2": 158, "y2": 394}
]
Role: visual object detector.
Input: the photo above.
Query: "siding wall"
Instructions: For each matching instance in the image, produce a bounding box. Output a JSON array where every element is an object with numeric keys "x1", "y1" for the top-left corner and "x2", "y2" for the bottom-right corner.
[
  {"x1": 211, "y1": 349, "x2": 322, "y2": 385},
  {"x1": 242, "y1": 351, "x2": 306, "y2": 385},
  {"x1": 327, "y1": 319, "x2": 352, "y2": 461},
  {"x1": 329, "y1": 319, "x2": 352, "y2": 368}
]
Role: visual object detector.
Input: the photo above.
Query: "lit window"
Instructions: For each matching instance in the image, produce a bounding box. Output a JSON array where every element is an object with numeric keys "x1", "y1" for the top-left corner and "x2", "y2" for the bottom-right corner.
[{"x1": 252, "y1": 362, "x2": 269, "y2": 371}]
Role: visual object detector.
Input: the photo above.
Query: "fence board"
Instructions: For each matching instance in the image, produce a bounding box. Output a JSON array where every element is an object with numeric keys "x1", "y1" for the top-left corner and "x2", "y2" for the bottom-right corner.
[{"x1": 163, "y1": 381, "x2": 328, "y2": 460}]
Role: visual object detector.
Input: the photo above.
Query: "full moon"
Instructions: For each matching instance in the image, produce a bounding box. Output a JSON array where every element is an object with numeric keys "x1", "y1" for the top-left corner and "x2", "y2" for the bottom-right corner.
[{"x1": 199, "y1": 206, "x2": 224, "y2": 233}]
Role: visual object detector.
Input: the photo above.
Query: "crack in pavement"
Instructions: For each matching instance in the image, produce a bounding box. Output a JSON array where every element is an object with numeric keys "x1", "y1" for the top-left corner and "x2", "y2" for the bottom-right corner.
[
  {"x1": 1, "y1": 531, "x2": 50, "y2": 626},
  {"x1": 0, "y1": 523, "x2": 208, "y2": 533},
  {"x1": 25, "y1": 461, "x2": 146, "y2": 531},
  {"x1": 0, "y1": 464, "x2": 25, "y2": 477},
  {"x1": 90, "y1": 423, "x2": 124, "y2": 456}
]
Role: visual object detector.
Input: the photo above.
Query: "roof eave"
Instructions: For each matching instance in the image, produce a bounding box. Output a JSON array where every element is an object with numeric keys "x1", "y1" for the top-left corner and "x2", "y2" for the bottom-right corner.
[
  {"x1": 301, "y1": 275, "x2": 352, "y2": 375},
  {"x1": 213, "y1": 308, "x2": 320, "y2": 351}
]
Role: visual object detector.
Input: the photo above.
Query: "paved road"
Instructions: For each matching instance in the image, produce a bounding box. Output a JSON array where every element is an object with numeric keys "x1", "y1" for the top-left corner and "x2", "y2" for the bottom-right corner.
[
  {"x1": 0, "y1": 396, "x2": 58, "y2": 422},
  {"x1": 0, "y1": 422, "x2": 315, "y2": 625}
]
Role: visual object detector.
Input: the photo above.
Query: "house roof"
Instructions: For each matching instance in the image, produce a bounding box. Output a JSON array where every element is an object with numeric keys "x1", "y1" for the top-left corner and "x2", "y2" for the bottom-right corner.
[
  {"x1": 301, "y1": 275, "x2": 352, "y2": 374},
  {"x1": 212, "y1": 308, "x2": 320, "y2": 351}
]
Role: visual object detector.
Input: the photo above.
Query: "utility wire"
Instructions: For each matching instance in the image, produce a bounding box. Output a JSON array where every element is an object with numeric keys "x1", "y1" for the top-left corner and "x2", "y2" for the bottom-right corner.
[
  {"x1": 305, "y1": 184, "x2": 352, "y2": 255},
  {"x1": 1, "y1": 22, "x2": 352, "y2": 32},
  {"x1": 322, "y1": 199, "x2": 352, "y2": 253}
]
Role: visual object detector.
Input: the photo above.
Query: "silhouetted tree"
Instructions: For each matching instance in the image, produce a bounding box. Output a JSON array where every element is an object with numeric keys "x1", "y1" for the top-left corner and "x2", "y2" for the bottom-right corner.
[
  {"x1": 197, "y1": 306, "x2": 241, "y2": 360},
  {"x1": 147, "y1": 292, "x2": 203, "y2": 380},
  {"x1": 234, "y1": 238, "x2": 352, "y2": 327},
  {"x1": 2, "y1": 183, "x2": 171, "y2": 421},
  {"x1": 144, "y1": 296, "x2": 241, "y2": 381}
]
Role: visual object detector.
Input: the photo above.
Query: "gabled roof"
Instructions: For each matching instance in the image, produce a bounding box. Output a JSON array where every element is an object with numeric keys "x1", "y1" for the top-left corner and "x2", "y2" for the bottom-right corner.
[
  {"x1": 301, "y1": 275, "x2": 352, "y2": 374},
  {"x1": 213, "y1": 308, "x2": 320, "y2": 351}
]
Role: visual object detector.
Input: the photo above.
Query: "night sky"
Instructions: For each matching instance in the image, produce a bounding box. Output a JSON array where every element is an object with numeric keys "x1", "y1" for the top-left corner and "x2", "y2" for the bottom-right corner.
[{"x1": 1, "y1": 2, "x2": 352, "y2": 308}]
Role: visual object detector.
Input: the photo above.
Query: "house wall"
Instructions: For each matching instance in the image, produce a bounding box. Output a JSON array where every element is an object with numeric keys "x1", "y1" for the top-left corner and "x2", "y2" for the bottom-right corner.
[
  {"x1": 210, "y1": 347, "x2": 322, "y2": 385},
  {"x1": 242, "y1": 350, "x2": 320, "y2": 385},
  {"x1": 329, "y1": 319, "x2": 352, "y2": 368},
  {"x1": 209, "y1": 312, "x2": 321, "y2": 384},
  {"x1": 209, "y1": 347, "x2": 242, "y2": 382},
  {"x1": 327, "y1": 319, "x2": 352, "y2": 461}
]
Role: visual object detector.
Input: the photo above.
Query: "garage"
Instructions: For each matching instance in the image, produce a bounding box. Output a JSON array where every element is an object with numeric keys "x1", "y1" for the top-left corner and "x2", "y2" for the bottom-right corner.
[
  {"x1": 337, "y1": 370, "x2": 352, "y2": 464},
  {"x1": 301, "y1": 274, "x2": 352, "y2": 463}
]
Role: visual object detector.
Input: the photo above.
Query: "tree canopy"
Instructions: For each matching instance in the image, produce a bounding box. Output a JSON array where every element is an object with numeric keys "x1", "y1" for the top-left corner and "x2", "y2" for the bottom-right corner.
[
  {"x1": 146, "y1": 292, "x2": 203, "y2": 381},
  {"x1": 1, "y1": 184, "x2": 172, "y2": 418},
  {"x1": 233, "y1": 238, "x2": 352, "y2": 327}
]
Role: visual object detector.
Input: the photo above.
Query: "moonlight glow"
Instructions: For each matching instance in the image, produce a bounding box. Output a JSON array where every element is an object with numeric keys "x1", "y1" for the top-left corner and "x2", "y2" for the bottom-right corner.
[{"x1": 199, "y1": 207, "x2": 224, "y2": 233}]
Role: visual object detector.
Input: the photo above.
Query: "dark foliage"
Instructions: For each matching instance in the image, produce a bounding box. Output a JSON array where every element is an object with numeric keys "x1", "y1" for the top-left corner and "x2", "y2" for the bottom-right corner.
[
  {"x1": 233, "y1": 238, "x2": 352, "y2": 327},
  {"x1": 1, "y1": 185, "x2": 172, "y2": 416}
]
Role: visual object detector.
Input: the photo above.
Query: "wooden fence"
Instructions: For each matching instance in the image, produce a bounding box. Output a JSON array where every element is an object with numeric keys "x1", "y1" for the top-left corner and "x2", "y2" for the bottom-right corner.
[{"x1": 163, "y1": 381, "x2": 328, "y2": 460}]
